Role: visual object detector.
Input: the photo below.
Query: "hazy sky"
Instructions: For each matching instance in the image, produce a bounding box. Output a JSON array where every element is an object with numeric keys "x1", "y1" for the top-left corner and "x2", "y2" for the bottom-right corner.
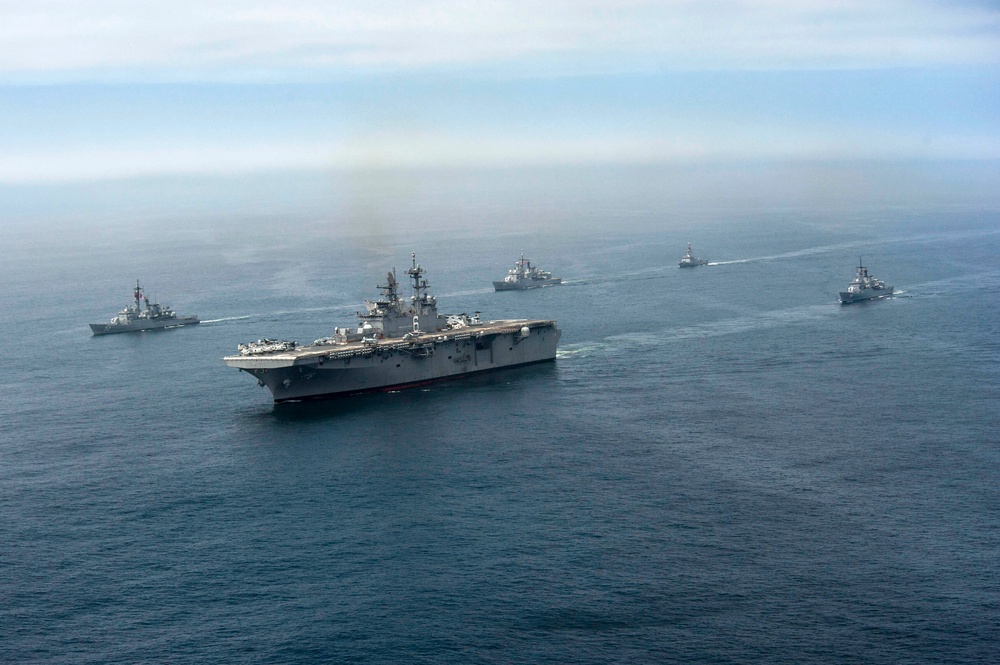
[{"x1": 1, "y1": 0, "x2": 998, "y2": 183}]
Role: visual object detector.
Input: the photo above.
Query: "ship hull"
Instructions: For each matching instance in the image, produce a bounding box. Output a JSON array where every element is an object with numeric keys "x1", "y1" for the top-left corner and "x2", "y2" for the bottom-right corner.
[
  {"x1": 679, "y1": 259, "x2": 707, "y2": 268},
  {"x1": 839, "y1": 287, "x2": 893, "y2": 304},
  {"x1": 493, "y1": 278, "x2": 562, "y2": 291},
  {"x1": 270, "y1": 357, "x2": 555, "y2": 403},
  {"x1": 227, "y1": 323, "x2": 560, "y2": 403},
  {"x1": 90, "y1": 316, "x2": 200, "y2": 335}
]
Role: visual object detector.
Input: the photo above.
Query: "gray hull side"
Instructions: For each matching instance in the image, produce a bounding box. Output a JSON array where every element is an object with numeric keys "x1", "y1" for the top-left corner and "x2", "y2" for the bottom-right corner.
[
  {"x1": 90, "y1": 316, "x2": 200, "y2": 335},
  {"x1": 493, "y1": 278, "x2": 562, "y2": 291},
  {"x1": 839, "y1": 287, "x2": 894, "y2": 304},
  {"x1": 246, "y1": 326, "x2": 560, "y2": 402}
]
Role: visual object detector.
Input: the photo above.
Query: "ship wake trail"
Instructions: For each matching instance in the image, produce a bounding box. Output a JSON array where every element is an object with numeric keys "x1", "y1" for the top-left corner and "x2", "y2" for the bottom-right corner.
[
  {"x1": 565, "y1": 266, "x2": 673, "y2": 287},
  {"x1": 263, "y1": 305, "x2": 358, "y2": 322},
  {"x1": 439, "y1": 287, "x2": 495, "y2": 298},
  {"x1": 713, "y1": 229, "x2": 1000, "y2": 267},
  {"x1": 711, "y1": 240, "x2": 877, "y2": 266},
  {"x1": 558, "y1": 304, "x2": 837, "y2": 360},
  {"x1": 902, "y1": 269, "x2": 1000, "y2": 297},
  {"x1": 200, "y1": 315, "x2": 253, "y2": 324}
]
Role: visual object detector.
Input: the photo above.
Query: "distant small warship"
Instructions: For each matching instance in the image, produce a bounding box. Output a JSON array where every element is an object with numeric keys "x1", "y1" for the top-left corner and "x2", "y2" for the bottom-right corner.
[
  {"x1": 679, "y1": 243, "x2": 708, "y2": 268},
  {"x1": 839, "y1": 260, "x2": 893, "y2": 304},
  {"x1": 90, "y1": 280, "x2": 199, "y2": 335},
  {"x1": 225, "y1": 254, "x2": 561, "y2": 403},
  {"x1": 494, "y1": 253, "x2": 562, "y2": 291}
]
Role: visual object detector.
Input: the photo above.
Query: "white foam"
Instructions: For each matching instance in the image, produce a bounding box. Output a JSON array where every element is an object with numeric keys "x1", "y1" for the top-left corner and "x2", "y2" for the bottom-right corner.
[{"x1": 200, "y1": 315, "x2": 252, "y2": 324}]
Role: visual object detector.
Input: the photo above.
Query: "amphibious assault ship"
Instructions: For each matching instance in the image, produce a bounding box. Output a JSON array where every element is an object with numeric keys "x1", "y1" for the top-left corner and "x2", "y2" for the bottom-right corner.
[
  {"x1": 90, "y1": 280, "x2": 199, "y2": 335},
  {"x1": 493, "y1": 253, "x2": 562, "y2": 291},
  {"x1": 225, "y1": 254, "x2": 561, "y2": 403},
  {"x1": 839, "y1": 260, "x2": 893, "y2": 304},
  {"x1": 679, "y1": 243, "x2": 708, "y2": 268}
]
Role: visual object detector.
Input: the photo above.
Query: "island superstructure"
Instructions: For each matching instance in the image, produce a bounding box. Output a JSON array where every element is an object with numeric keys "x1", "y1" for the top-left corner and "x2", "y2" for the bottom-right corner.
[
  {"x1": 225, "y1": 254, "x2": 561, "y2": 403},
  {"x1": 90, "y1": 280, "x2": 199, "y2": 335},
  {"x1": 839, "y1": 259, "x2": 893, "y2": 304},
  {"x1": 493, "y1": 253, "x2": 562, "y2": 291}
]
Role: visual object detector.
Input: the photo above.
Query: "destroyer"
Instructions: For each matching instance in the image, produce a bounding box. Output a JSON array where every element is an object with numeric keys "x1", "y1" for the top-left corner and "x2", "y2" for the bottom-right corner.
[
  {"x1": 90, "y1": 280, "x2": 199, "y2": 335},
  {"x1": 494, "y1": 253, "x2": 562, "y2": 291},
  {"x1": 225, "y1": 254, "x2": 561, "y2": 403},
  {"x1": 839, "y1": 259, "x2": 893, "y2": 304},
  {"x1": 678, "y1": 243, "x2": 708, "y2": 268}
]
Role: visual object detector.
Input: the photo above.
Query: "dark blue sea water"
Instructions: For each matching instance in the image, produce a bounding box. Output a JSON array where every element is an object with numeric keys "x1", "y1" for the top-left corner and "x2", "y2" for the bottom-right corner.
[{"x1": 2, "y1": 203, "x2": 999, "y2": 663}]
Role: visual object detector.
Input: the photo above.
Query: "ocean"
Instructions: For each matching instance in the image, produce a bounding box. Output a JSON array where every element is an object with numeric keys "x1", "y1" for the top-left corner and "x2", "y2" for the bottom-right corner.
[{"x1": 2, "y1": 194, "x2": 998, "y2": 663}]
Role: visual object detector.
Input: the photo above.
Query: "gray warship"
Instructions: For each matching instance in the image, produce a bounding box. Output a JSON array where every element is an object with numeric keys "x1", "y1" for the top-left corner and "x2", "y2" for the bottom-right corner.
[
  {"x1": 839, "y1": 260, "x2": 893, "y2": 304},
  {"x1": 493, "y1": 253, "x2": 562, "y2": 291},
  {"x1": 225, "y1": 254, "x2": 561, "y2": 403},
  {"x1": 678, "y1": 243, "x2": 708, "y2": 267},
  {"x1": 90, "y1": 280, "x2": 199, "y2": 335}
]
